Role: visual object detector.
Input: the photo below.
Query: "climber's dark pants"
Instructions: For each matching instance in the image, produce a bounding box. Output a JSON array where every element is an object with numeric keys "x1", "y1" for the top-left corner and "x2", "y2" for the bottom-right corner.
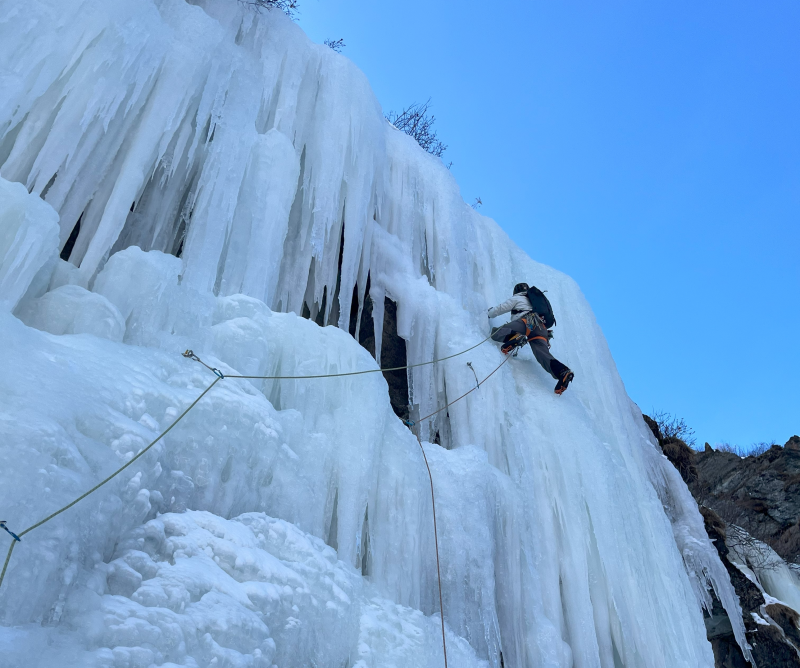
[
  {"x1": 529, "y1": 339, "x2": 569, "y2": 380},
  {"x1": 491, "y1": 315, "x2": 569, "y2": 380}
]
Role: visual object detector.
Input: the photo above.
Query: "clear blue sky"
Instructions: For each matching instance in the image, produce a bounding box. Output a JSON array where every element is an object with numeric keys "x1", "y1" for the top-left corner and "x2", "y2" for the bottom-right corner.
[{"x1": 297, "y1": 1, "x2": 800, "y2": 449}]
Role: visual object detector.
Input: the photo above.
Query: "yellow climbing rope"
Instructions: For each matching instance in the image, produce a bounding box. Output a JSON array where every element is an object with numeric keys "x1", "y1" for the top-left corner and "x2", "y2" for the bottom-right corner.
[
  {"x1": 0, "y1": 376, "x2": 222, "y2": 588},
  {"x1": 0, "y1": 332, "x2": 510, "y2": 668},
  {"x1": 185, "y1": 333, "x2": 494, "y2": 380},
  {"x1": 407, "y1": 352, "x2": 511, "y2": 668}
]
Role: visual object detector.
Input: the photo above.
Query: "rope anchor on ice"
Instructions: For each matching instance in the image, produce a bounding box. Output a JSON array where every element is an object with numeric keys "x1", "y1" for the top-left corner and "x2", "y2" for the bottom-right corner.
[
  {"x1": 183, "y1": 349, "x2": 225, "y2": 378},
  {"x1": 0, "y1": 521, "x2": 21, "y2": 542}
]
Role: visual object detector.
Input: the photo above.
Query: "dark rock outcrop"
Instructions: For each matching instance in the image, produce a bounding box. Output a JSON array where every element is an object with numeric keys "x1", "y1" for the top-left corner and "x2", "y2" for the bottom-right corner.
[
  {"x1": 767, "y1": 603, "x2": 800, "y2": 651},
  {"x1": 643, "y1": 414, "x2": 699, "y2": 484},
  {"x1": 645, "y1": 416, "x2": 800, "y2": 666},
  {"x1": 644, "y1": 415, "x2": 800, "y2": 565},
  {"x1": 699, "y1": 506, "x2": 800, "y2": 667},
  {"x1": 692, "y1": 438, "x2": 800, "y2": 565},
  {"x1": 379, "y1": 297, "x2": 410, "y2": 422},
  {"x1": 347, "y1": 278, "x2": 410, "y2": 421}
]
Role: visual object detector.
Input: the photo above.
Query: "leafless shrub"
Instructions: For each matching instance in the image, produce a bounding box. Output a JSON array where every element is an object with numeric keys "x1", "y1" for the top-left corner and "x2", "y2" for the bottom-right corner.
[
  {"x1": 651, "y1": 410, "x2": 696, "y2": 447},
  {"x1": 750, "y1": 440, "x2": 778, "y2": 456},
  {"x1": 324, "y1": 38, "x2": 345, "y2": 53},
  {"x1": 727, "y1": 524, "x2": 779, "y2": 571},
  {"x1": 386, "y1": 98, "x2": 447, "y2": 158},
  {"x1": 471, "y1": 197, "x2": 482, "y2": 210},
  {"x1": 240, "y1": 0, "x2": 298, "y2": 19},
  {"x1": 716, "y1": 441, "x2": 777, "y2": 457}
]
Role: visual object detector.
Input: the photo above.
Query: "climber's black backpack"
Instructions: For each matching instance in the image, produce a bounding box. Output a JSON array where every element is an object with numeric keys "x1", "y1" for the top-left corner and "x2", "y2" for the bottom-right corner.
[{"x1": 526, "y1": 285, "x2": 556, "y2": 328}]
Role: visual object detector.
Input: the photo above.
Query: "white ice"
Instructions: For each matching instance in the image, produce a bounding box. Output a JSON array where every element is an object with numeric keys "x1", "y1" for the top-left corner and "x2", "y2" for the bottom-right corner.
[
  {"x1": 0, "y1": 177, "x2": 59, "y2": 311},
  {"x1": 0, "y1": 0, "x2": 761, "y2": 665},
  {"x1": 726, "y1": 527, "x2": 800, "y2": 615}
]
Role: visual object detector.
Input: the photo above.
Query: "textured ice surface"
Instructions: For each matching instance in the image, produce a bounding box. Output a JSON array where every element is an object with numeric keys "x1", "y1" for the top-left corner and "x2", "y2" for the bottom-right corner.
[
  {"x1": 0, "y1": 0, "x2": 756, "y2": 665},
  {"x1": 17, "y1": 284, "x2": 126, "y2": 341},
  {"x1": 727, "y1": 530, "x2": 800, "y2": 615},
  {"x1": 0, "y1": 177, "x2": 59, "y2": 311}
]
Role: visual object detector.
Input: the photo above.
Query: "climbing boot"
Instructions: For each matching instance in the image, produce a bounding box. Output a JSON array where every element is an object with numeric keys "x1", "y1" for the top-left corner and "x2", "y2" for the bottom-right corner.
[
  {"x1": 501, "y1": 334, "x2": 526, "y2": 355},
  {"x1": 554, "y1": 369, "x2": 574, "y2": 395}
]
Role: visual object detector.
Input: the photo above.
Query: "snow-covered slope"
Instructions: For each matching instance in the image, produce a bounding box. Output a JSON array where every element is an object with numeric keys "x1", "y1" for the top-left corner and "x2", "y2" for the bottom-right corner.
[{"x1": 0, "y1": 1, "x2": 750, "y2": 666}]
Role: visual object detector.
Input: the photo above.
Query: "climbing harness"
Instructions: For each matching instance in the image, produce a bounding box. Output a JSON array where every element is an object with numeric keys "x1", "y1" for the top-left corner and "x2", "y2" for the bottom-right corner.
[
  {"x1": 500, "y1": 312, "x2": 550, "y2": 355},
  {"x1": 1, "y1": 333, "x2": 510, "y2": 668}
]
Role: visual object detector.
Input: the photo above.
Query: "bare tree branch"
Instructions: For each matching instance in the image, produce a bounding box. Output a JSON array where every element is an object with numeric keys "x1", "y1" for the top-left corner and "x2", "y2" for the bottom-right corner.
[
  {"x1": 240, "y1": 0, "x2": 299, "y2": 19},
  {"x1": 386, "y1": 98, "x2": 447, "y2": 158},
  {"x1": 715, "y1": 440, "x2": 777, "y2": 457},
  {"x1": 324, "y1": 38, "x2": 345, "y2": 53},
  {"x1": 726, "y1": 524, "x2": 780, "y2": 571},
  {"x1": 651, "y1": 410, "x2": 697, "y2": 447}
]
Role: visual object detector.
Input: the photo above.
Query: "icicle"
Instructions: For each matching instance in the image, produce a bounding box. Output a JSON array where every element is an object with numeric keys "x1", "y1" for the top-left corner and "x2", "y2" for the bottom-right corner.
[{"x1": 0, "y1": 1, "x2": 754, "y2": 665}]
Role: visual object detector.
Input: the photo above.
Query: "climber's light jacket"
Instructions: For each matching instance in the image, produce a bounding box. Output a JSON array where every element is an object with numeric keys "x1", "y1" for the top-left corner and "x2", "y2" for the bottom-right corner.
[{"x1": 487, "y1": 293, "x2": 532, "y2": 319}]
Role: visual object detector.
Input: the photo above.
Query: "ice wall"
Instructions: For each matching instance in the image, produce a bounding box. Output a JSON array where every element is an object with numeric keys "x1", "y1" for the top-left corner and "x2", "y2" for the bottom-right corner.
[
  {"x1": 0, "y1": 177, "x2": 59, "y2": 311},
  {"x1": 0, "y1": 0, "x2": 751, "y2": 666},
  {"x1": 727, "y1": 528, "x2": 800, "y2": 615}
]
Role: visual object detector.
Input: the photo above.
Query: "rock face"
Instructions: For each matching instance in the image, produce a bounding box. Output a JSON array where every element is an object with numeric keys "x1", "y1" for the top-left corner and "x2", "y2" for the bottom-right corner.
[
  {"x1": 700, "y1": 506, "x2": 800, "y2": 667},
  {"x1": 693, "y1": 439, "x2": 800, "y2": 565},
  {"x1": 643, "y1": 416, "x2": 800, "y2": 565},
  {"x1": 644, "y1": 416, "x2": 800, "y2": 666}
]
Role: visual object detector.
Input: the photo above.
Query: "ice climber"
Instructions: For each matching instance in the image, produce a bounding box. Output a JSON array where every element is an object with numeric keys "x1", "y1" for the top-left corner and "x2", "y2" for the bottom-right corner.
[{"x1": 488, "y1": 282, "x2": 575, "y2": 395}]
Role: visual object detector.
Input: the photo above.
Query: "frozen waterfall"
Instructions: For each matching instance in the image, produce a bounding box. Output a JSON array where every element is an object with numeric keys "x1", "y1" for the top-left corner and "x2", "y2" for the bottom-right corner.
[{"x1": 0, "y1": 0, "x2": 750, "y2": 666}]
